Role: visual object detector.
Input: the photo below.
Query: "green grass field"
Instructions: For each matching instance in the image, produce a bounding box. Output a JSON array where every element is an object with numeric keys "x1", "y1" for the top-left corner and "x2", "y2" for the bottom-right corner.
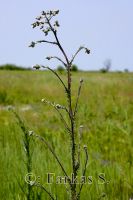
[{"x1": 0, "y1": 70, "x2": 133, "y2": 199}]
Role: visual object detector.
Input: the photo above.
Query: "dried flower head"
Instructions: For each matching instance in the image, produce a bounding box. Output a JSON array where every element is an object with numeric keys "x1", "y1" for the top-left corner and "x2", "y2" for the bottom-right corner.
[
  {"x1": 41, "y1": 98, "x2": 45, "y2": 103},
  {"x1": 40, "y1": 25, "x2": 44, "y2": 30},
  {"x1": 43, "y1": 27, "x2": 51, "y2": 36},
  {"x1": 7, "y1": 105, "x2": 14, "y2": 111},
  {"x1": 80, "y1": 78, "x2": 83, "y2": 83},
  {"x1": 55, "y1": 104, "x2": 65, "y2": 109},
  {"x1": 85, "y1": 48, "x2": 90, "y2": 54},
  {"x1": 54, "y1": 20, "x2": 60, "y2": 27},
  {"x1": 83, "y1": 145, "x2": 87, "y2": 149},
  {"x1": 52, "y1": 10, "x2": 59, "y2": 16},
  {"x1": 29, "y1": 41, "x2": 36, "y2": 48},
  {"x1": 36, "y1": 16, "x2": 42, "y2": 21},
  {"x1": 79, "y1": 125, "x2": 84, "y2": 140},
  {"x1": 29, "y1": 181, "x2": 35, "y2": 186},
  {"x1": 46, "y1": 56, "x2": 52, "y2": 60},
  {"x1": 54, "y1": 10, "x2": 59, "y2": 15},
  {"x1": 31, "y1": 23, "x2": 37, "y2": 29},
  {"x1": 29, "y1": 130, "x2": 34, "y2": 136},
  {"x1": 41, "y1": 11, "x2": 46, "y2": 15}
]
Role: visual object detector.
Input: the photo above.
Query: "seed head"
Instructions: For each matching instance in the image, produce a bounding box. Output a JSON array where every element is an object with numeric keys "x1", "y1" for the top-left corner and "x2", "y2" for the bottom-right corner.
[
  {"x1": 41, "y1": 11, "x2": 46, "y2": 15},
  {"x1": 29, "y1": 130, "x2": 34, "y2": 136},
  {"x1": 80, "y1": 78, "x2": 83, "y2": 83},
  {"x1": 54, "y1": 20, "x2": 60, "y2": 27},
  {"x1": 55, "y1": 10, "x2": 59, "y2": 15},
  {"x1": 40, "y1": 26, "x2": 44, "y2": 30},
  {"x1": 85, "y1": 48, "x2": 90, "y2": 54},
  {"x1": 30, "y1": 181, "x2": 35, "y2": 186},
  {"x1": 43, "y1": 28, "x2": 51, "y2": 36},
  {"x1": 83, "y1": 145, "x2": 87, "y2": 149},
  {"x1": 51, "y1": 10, "x2": 59, "y2": 16},
  {"x1": 36, "y1": 16, "x2": 42, "y2": 21},
  {"x1": 41, "y1": 98, "x2": 45, "y2": 102},
  {"x1": 50, "y1": 10, "x2": 53, "y2": 15},
  {"x1": 36, "y1": 21, "x2": 40, "y2": 26},
  {"x1": 29, "y1": 41, "x2": 36, "y2": 48},
  {"x1": 55, "y1": 104, "x2": 62, "y2": 109},
  {"x1": 31, "y1": 23, "x2": 37, "y2": 28},
  {"x1": 79, "y1": 125, "x2": 84, "y2": 140},
  {"x1": 46, "y1": 56, "x2": 52, "y2": 60}
]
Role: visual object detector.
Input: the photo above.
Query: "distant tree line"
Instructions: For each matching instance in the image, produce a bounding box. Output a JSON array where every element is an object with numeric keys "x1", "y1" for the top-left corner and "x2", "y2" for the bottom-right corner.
[
  {"x1": 0, "y1": 63, "x2": 130, "y2": 73},
  {"x1": 0, "y1": 64, "x2": 79, "y2": 72},
  {"x1": 0, "y1": 64, "x2": 31, "y2": 71}
]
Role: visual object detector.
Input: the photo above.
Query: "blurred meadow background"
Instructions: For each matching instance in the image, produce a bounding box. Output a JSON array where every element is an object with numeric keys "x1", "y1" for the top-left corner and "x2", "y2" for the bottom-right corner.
[{"x1": 0, "y1": 69, "x2": 133, "y2": 199}]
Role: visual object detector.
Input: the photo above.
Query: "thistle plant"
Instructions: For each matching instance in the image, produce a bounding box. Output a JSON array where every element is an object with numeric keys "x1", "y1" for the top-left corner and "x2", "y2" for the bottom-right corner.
[
  {"x1": 11, "y1": 109, "x2": 34, "y2": 200},
  {"x1": 29, "y1": 9, "x2": 90, "y2": 200}
]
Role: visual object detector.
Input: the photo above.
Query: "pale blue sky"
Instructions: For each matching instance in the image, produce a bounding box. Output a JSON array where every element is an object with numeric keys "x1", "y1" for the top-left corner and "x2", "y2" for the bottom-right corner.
[{"x1": 0, "y1": 0, "x2": 133, "y2": 71}]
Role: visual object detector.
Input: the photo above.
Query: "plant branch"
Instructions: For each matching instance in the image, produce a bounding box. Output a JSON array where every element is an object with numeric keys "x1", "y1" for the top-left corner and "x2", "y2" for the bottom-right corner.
[
  {"x1": 70, "y1": 46, "x2": 90, "y2": 65},
  {"x1": 45, "y1": 16, "x2": 70, "y2": 66},
  {"x1": 46, "y1": 56, "x2": 67, "y2": 68},
  {"x1": 54, "y1": 106, "x2": 71, "y2": 134},
  {"x1": 73, "y1": 79, "x2": 83, "y2": 118},
  {"x1": 34, "y1": 182, "x2": 56, "y2": 200},
  {"x1": 41, "y1": 99, "x2": 71, "y2": 134},
  {"x1": 77, "y1": 125, "x2": 83, "y2": 170},
  {"x1": 36, "y1": 40, "x2": 57, "y2": 45},
  {"x1": 70, "y1": 46, "x2": 84, "y2": 65},
  {"x1": 41, "y1": 65, "x2": 68, "y2": 92},
  {"x1": 33, "y1": 132, "x2": 72, "y2": 186},
  {"x1": 77, "y1": 146, "x2": 88, "y2": 199},
  {"x1": 45, "y1": 14, "x2": 73, "y2": 121}
]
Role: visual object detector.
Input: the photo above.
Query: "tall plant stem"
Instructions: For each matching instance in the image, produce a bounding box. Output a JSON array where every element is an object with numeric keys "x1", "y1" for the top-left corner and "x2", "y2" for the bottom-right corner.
[
  {"x1": 46, "y1": 18, "x2": 77, "y2": 200},
  {"x1": 54, "y1": 31, "x2": 77, "y2": 200}
]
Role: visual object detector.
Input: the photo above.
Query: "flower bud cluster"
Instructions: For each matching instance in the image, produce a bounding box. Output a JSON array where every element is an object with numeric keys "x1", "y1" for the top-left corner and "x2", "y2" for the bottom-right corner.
[{"x1": 31, "y1": 10, "x2": 60, "y2": 37}]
